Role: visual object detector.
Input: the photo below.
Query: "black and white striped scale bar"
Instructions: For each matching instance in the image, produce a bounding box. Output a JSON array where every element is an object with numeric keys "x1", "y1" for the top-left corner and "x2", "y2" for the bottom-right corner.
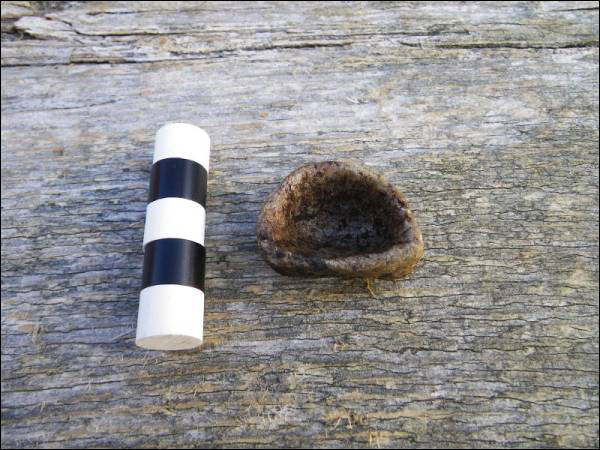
[{"x1": 135, "y1": 123, "x2": 210, "y2": 351}]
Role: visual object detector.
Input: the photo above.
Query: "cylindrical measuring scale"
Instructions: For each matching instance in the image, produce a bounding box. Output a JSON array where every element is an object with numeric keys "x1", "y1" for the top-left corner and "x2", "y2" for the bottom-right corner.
[{"x1": 136, "y1": 123, "x2": 210, "y2": 350}]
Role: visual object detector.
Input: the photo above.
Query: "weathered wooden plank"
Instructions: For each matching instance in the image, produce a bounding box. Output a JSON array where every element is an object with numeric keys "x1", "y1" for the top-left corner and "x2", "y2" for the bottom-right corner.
[
  {"x1": 1, "y1": 1, "x2": 598, "y2": 66},
  {"x1": 1, "y1": 1, "x2": 598, "y2": 448}
]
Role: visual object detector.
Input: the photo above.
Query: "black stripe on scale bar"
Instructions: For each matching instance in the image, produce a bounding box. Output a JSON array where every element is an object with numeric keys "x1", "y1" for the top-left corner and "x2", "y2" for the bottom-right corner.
[
  {"x1": 142, "y1": 238, "x2": 206, "y2": 292},
  {"x1": 148, "y1": 158, "x2": 207, "y2": 207}
]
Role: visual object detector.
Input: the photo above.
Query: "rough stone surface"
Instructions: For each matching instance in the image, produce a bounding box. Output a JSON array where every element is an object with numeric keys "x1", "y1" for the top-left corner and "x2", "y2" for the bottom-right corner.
[
  {"x1": 1, "y1": 1, "x2": 599, "y2": 449},
  {"x1": 257, "y1": 161, "x2": 424, "y2": 279}
]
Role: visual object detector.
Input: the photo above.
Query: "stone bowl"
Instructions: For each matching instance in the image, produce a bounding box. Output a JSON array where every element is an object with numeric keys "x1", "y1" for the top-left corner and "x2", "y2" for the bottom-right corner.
[{"x1": 256, "y1": 161, "x2": 424, "y2": 279}]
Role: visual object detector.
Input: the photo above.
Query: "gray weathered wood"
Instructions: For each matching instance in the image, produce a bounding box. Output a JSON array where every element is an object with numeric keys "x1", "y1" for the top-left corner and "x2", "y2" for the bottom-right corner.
[{"x1": 1, "y1": 1, "x2": 598, "y2": 448}]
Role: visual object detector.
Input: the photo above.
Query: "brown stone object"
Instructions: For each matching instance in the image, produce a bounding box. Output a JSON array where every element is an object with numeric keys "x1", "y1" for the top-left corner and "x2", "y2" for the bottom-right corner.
[{"x1": 257, "y1": 161, "x2": 424, "y2": 279}]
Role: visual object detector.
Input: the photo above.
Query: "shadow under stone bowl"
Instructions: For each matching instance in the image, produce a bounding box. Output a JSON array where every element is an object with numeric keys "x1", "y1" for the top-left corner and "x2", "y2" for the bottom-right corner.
[{"x1": 256, "y1": 161, "x2": 424, "y2": 279}]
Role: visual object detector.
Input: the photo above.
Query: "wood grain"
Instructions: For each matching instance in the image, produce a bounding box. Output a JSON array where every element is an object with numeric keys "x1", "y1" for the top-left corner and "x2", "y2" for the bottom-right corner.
[{"x1": 1, "y1": 1, "x2": 598, "y2": 448}]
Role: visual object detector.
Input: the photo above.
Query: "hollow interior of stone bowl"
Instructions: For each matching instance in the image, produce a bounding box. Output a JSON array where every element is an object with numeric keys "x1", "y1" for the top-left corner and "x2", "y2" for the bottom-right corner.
[{"x1": 270, "y1": 165, "x2": 410, "y2": 258}]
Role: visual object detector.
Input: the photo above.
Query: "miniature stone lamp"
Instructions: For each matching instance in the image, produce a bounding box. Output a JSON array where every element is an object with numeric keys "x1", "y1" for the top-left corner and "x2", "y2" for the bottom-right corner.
[{"x1": 257, "y1": 161, "x2": 424, "y2": 280}]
